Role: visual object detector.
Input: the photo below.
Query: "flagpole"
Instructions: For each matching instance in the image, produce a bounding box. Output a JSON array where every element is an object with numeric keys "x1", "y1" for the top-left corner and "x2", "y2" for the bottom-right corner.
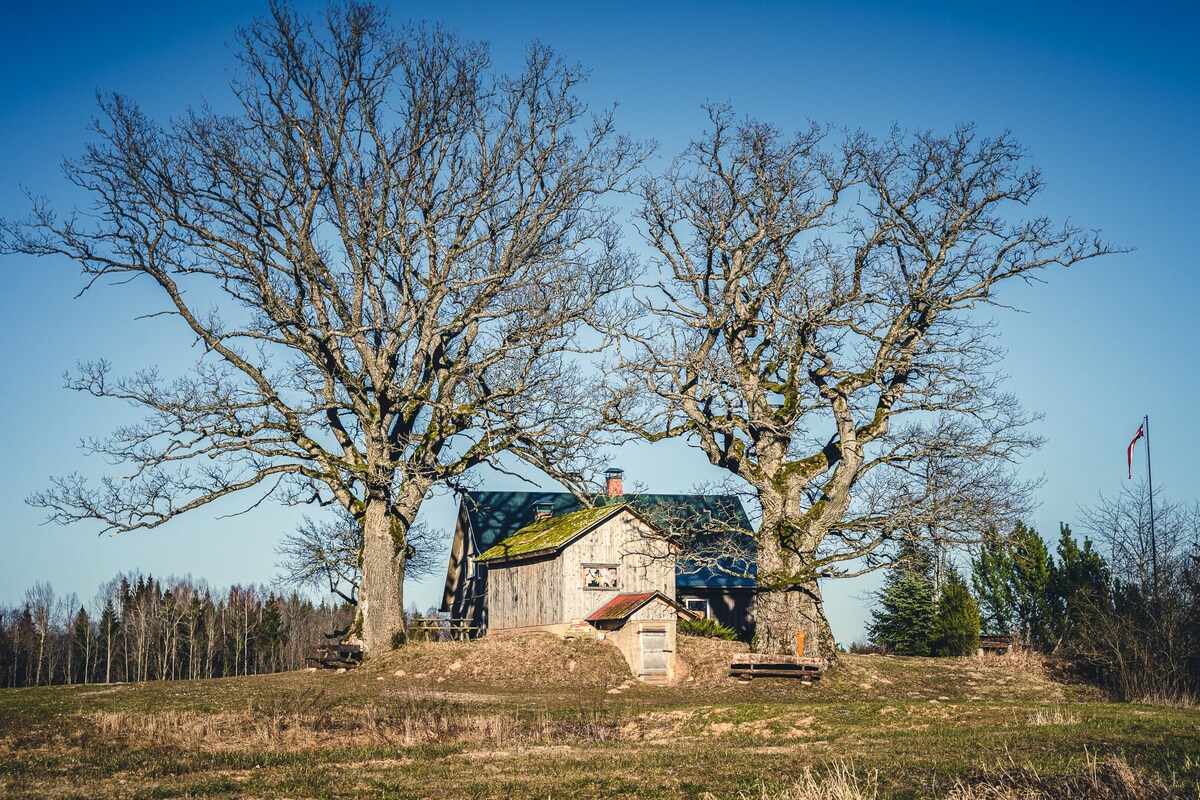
[{"x1": 1144, "y1": 414, "x2": 1159, "y2": 601}]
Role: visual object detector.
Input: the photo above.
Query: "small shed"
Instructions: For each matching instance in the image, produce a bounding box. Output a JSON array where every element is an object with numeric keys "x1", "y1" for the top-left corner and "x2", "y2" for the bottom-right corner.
[
  {"x1": 474, "y1": 503, "x2": 693, "y2": 681},
  {"x1": 586, "y1": 591, "x2": 690, "y2": 683}
]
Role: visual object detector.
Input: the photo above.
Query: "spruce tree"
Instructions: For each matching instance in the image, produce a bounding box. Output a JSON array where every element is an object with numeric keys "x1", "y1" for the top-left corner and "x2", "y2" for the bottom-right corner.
[
  {"x1": 1049, "y1": 524, "x2": 1111, "y2": 651},
  {"x1": 97, "y1": 602, "x2": 119, "y2": 684},
  {"x1": 869, "y1": 544, "x2": 938, "y2": 655},
  {"x1": 933, "y1": 570, "x2": 980, "y2": 656}
]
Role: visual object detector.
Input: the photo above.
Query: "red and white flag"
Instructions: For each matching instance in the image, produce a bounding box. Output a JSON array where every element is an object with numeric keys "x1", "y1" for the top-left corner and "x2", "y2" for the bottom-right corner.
[{"x1": 1127, "y1": 423, "x2": 1145, "y2": 479}]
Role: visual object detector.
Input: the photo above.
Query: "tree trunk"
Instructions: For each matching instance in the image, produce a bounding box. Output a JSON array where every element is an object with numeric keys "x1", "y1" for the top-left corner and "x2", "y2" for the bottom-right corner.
[
  {"x1": 356, "y1": 500, "x2": 407, "y2": 654},
  {"x1": 754, "y1": 525, "x2": 837, "y2": 659}
]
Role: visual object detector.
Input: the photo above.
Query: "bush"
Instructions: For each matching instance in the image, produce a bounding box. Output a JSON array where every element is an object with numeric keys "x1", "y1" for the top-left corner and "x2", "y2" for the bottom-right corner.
[{"x1": 679, "y1": 617, "x2": 738, "y2": 640}]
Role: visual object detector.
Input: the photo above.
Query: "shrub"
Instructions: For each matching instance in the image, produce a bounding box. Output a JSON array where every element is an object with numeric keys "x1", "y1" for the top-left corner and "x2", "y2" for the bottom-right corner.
[{"x1": 679, "y1": 617, "x2": 738, "y2": 640}]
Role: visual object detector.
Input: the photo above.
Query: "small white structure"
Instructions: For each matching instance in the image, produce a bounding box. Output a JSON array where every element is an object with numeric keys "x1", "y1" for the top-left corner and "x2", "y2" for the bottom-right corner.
[{"x1": 474, "y1": 503, "x2": 693, "y2": 682}]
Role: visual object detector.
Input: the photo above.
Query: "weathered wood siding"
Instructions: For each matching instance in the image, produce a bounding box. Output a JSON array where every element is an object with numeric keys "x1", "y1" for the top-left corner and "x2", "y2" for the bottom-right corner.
[
  {"x1": 442, "y1": 505, "x2": 492, "y2": 632},
  {"x1": 486, "y1": 554, "x2": 564, "y2": 630},
  {"x1": 559, "y1": 514, "x2": 674, "y2": 623},
  {"x1": 485, "y1": 510, "x2": 675, "y2": 631}
]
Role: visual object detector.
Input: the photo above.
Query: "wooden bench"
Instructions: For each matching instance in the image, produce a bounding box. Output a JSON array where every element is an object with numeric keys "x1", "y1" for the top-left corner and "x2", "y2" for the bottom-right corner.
[
  {"x1": 307, "y1": 642, "x2": 363, "y2": 669},
  {"x1": 729, "y1": 653, "x2": 825, "y2": 681},
  {"x1": 979, "y1": 634, "x2": 1020, "y2": 655}
]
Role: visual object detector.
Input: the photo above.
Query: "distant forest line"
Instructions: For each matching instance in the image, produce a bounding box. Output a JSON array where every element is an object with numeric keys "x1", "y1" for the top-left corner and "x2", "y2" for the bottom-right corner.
[{"x1": 0, "y1": 574, "x2": 354, "y2": 688}]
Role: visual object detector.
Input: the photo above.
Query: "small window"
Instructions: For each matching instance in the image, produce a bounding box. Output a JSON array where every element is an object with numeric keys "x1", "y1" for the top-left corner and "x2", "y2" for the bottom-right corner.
[
  {"x1": 683, "y1": 598, "x2": 709, "y2": 618},
  {"x1": 582, "y1": 564, "x2": 619, "y2": 590}
]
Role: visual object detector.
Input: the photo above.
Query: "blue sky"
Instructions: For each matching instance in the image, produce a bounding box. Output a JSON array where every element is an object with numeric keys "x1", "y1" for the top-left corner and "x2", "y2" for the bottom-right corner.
[{"x1": 1, "y1": 1, "x2": 1197, "y2": 643}]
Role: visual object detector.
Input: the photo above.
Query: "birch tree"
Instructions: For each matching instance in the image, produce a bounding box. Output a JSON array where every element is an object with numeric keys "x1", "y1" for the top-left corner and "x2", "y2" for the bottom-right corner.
[
  {"x1": 2, "y1": 3, "x2": 644, "y2": 653},
  {"x1": 612, "y1": 106, "x2": 1113, "y2": 657}
]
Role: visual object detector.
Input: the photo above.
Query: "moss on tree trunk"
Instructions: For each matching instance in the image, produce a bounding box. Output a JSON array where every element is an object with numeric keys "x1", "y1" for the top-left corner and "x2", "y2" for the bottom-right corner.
[{"x1": 754, "y1": 523, "x2": 837, "y2": 659}]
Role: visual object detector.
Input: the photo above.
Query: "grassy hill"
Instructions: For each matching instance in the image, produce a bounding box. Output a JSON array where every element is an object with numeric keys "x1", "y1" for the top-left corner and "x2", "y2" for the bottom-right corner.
[{"x1": 1, "y1": 634, "x2": 1196, "y2": 799}]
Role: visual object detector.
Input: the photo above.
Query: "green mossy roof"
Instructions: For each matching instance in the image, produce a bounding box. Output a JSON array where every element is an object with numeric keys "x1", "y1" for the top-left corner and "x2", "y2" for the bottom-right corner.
[
  {"x1": 474, "y1": 504, "x2": 626, "y2": 563},
  {"x1": 460, "y1": 491, "x2": 756, "y2": 586}
]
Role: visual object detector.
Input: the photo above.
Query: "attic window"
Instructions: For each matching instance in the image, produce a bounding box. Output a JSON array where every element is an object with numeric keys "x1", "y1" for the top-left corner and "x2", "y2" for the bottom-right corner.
[{"x1": 582, "y1": 564, "x2": 619, "y2": 590}]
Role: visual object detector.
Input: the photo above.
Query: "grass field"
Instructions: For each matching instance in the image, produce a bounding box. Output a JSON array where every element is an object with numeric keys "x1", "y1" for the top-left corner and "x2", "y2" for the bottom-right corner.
[{"x1": 1, "y1": 635, "x2": 1196, "y2": 799}]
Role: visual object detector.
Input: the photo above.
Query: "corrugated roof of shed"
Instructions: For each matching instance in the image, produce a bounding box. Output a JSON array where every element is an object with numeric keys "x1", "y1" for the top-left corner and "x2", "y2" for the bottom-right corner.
[{"x1": 584, "y1": 591, "x2": 693, "y2": 623}]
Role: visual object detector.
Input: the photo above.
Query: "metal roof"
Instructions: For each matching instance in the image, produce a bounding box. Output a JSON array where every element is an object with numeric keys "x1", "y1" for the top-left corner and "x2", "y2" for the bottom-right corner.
[{"x1": 585, "y1": 591, "x2": 691, "y2": 623}]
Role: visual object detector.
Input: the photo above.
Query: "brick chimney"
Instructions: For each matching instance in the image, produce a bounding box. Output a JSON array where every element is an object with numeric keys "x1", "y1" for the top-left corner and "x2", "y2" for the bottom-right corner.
[
  {"x1": 604, "y1": 467, "x2": 625, "y2": 498},
  {"x1": 533, "y1": 501, "x2": 554, "y2": 521}
]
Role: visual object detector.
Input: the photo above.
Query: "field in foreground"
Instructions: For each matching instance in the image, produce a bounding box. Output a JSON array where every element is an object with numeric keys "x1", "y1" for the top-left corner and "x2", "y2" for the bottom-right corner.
[{"x1": 1, "y1": 635, "x2": 1197, "y2": 799}]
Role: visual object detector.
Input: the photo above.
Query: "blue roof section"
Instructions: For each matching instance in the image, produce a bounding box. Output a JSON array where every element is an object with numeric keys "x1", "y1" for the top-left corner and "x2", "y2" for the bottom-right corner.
[
  {"x1": 677, "y1": 562, "x2": 757, "y2": 589},
  {"x1": 460, "y1": 490, "x2": 756, "y2": 589}
]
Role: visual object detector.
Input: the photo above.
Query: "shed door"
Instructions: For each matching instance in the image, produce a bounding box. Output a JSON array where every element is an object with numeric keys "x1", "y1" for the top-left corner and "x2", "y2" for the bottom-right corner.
[{"x1": 640, "y1": 626, "x2": 668, "y2": 678}]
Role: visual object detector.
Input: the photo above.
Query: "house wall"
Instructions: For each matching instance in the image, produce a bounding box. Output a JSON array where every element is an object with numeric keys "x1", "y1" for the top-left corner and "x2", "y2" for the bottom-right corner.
[
  {"x1": 442, "y1": 505, "x2": 483, "y2": 626},
  {"x1": 677, "y1": 588, "x2": 756, "y2": 641},
  {"x1": 485, "y1": 554, "x2": 564, "y2": 630},
  {"x1": 484, "y1": 510, "x2": 675, "y2": 633},
  {"x1": 558, "y1": 514, "x2": 674, "y2": 623}
]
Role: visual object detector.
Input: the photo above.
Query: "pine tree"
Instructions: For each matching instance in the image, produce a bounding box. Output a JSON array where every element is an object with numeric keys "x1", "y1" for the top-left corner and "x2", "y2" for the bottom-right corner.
[{"x1": 933, "y1": 570, "x2": 980, "y2": 656}]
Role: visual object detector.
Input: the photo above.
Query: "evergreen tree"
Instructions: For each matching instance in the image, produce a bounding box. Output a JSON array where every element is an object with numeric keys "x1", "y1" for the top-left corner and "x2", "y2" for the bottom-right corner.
[
  {"x1": 14, "y1": 607, "x2": 36, "y2": 686},
  {"x1": 932, "y1": 570, "x2": 980, "y2": 656},
  {"x1": 971, "y1": 522, "x2": 1055, "y2": 646},
  {"x1": 256, "y1": 598, "x2": 287, "y2": 674},
  {"x1": 0, "y1": 610, "x2": 14, "y2": 687},
  {"x1": 1049, "y1": 524, "x2": 1110, "y2": 649},
  {"x1": 70, "y1": 606, "x2": 92, "y2": 684},
  {"x1": 869, "y1": 548, "x2": 938, "y2": 655},
  {"x1": 97, "y1": 601, "x2": 120, "y2": 684}
]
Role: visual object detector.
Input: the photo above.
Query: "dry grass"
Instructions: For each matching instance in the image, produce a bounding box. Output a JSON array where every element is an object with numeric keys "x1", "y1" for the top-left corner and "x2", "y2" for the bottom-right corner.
[
  {"x1": 1026, "y1": 705, "x2": 1081, "y2": 726},
  {"x1": 948, "y1": 753, "x2": 1195, "y2": 799},
  {"x1": 988, "y1": 646, "x2": 1046, "y2": 671},
  {"x1": 364, "y1": 631, "x2": 633, "y2": 690},
  {"x1": 720, "y1": 763, "x2": 879, "y2": 800},
  {"x1": 89, "y1": 690, "x2": 625, "y2": 751},
  {"x1": 677, "y1": 634, "x2": 751, "y2": 685},
  {"x1": 1, "y1": 644, "x2": 1197, "y2": 799},
  {"x1": 1131, "y1": 690, "x2": 1200, "y2": 710}
]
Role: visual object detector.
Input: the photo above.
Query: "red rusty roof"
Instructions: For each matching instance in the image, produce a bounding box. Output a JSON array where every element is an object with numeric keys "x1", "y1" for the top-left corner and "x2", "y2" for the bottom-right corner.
[{"x1": 585, "y1": 591, "x2": 693, "y2": 623}]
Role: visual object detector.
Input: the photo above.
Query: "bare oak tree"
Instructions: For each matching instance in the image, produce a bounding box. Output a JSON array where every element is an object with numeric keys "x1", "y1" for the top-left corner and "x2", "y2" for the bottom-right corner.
[
  {"x1": 610, "y1": 107, "x2": 1113, "y2": 657},
  {"x1": 275, "y1": 508, "x2": 442, "y2": 608},
  {"x1": 3, "y1": 3, "x2": 645, "y2": 653}
]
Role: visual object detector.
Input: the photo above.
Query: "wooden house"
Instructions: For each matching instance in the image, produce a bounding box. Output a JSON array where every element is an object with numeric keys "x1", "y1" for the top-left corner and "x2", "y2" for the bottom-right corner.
[
  {"x1": 471, "y1": 502, "x2": 692, "y2": 681},
  {"x1": 441, "y1": 470, "x2": 758, "y2": 646}
]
